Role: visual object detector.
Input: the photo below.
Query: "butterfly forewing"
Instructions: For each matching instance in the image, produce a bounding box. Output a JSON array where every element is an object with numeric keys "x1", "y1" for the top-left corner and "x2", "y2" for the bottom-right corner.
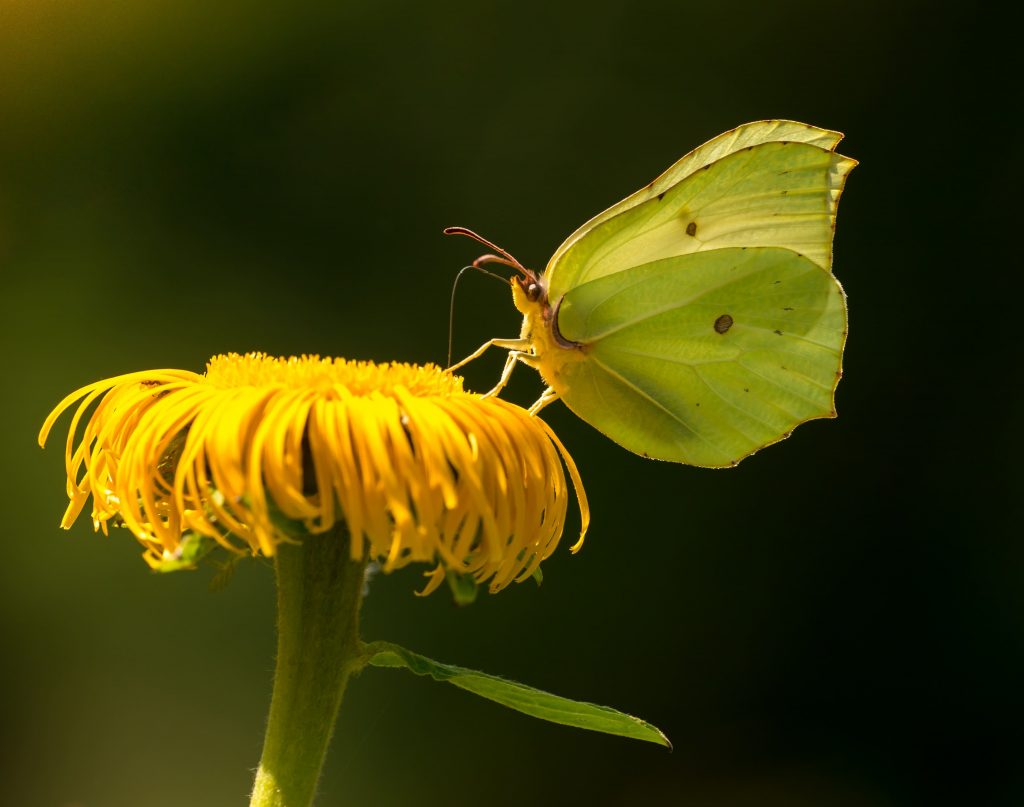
[
  {"x1": 546, "y1": 120, "x2": 846, "y2": 276},
  {"x1": 546, "y1": 140, "x2": 854, "y2": 301}
]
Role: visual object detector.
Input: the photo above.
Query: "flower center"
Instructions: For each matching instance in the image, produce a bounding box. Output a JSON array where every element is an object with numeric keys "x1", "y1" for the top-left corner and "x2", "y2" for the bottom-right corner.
[{"x1": 203, "y1": 353, "x2": 466, "y2": 397}]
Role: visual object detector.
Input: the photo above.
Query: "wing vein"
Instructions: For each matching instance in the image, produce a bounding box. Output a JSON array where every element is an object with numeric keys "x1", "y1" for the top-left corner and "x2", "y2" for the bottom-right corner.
[
  {"x1": 736, "y1": 360, "x2": 833, "y2": 407},
  {"x1": 586, "y1": 355, "x2": 726, "y2": 455},
  {"x1": 692, "y1": 366, "x2": 804, "y2": 426},
  {"x1": 741, "y1": 323, "x2": 841, "y2": 351}
]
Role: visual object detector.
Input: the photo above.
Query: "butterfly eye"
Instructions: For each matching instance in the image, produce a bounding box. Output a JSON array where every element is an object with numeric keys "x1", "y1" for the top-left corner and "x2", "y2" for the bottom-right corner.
[{"x1": 525, "y1": 283, "x2": 541, "y2": 302}]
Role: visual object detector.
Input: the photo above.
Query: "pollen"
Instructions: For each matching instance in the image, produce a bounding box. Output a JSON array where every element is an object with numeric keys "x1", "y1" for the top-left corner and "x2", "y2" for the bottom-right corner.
[{"x1": 39, "y1": 352, "x2": 588, "y2": 593}]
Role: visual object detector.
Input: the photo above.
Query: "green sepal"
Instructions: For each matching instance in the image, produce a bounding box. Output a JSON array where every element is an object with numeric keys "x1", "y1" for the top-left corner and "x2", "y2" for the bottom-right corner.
[
  {"x1": 235, "y1": 494, "x2": 308, "y2": 539},
  {"x1": 446, "y1": 571, "x2": 479, "y2": 606},
  {"x1": 152, "y1": 531, "x2": 218, "y2": 572},
  {"x1": 150, "y1": 531, "x2": 244, "y2": 590},
  {"x1": 265, "y1": 502, "x2": 309, "y2": 539},
  {"x1": 363, "y1": 640, "x2": 671, "y2": 748}
]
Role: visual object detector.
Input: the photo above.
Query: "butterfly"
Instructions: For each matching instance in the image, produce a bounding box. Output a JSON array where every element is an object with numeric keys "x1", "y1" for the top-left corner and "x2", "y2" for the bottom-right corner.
[{"x1": 447, "y1": 120, "x2": 856, "y2": 468}]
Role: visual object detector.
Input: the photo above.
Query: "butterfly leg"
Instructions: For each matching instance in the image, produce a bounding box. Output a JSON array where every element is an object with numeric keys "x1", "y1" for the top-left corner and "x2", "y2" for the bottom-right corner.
[
  {"x1": 528, "y1": 386, "x2": 560, "y2": 416},
  {"x1": 447, "y1": 338, "x2": 531, "y2": 373},
  {"x1": 483, "y1": 350, "x2": 541, "y2": 398}
]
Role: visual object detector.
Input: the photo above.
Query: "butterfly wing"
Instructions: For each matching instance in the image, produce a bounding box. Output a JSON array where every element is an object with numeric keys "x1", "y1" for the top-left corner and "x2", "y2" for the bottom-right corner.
[
  {"x1": 546, "y1": 247, "x2": 846, "y2": 467},
  {"x1": 545, "y1": 122, "x2": 855, "y2": 301}
]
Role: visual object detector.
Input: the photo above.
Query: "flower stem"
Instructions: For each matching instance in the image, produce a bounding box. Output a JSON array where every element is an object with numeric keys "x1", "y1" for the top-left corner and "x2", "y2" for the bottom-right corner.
[{"x1": 250, "y1": 526, "x2": 368, "y2": 807}]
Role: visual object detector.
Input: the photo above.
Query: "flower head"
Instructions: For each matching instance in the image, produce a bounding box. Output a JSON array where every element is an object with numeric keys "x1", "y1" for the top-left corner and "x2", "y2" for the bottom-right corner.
[{"x1": 39, "y1": 352, "x2": 588, "y2": 593}]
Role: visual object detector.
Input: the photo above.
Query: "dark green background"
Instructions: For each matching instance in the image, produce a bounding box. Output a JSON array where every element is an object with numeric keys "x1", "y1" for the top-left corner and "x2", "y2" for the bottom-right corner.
[{"x1": 1, "y1": 2, "x2": 1016, "y2": 805}]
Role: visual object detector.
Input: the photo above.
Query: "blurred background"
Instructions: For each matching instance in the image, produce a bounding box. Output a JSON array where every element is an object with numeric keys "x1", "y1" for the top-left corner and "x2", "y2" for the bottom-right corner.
[{"x1": 1, "y1": 1, "x2": 1016, "y2": 805}]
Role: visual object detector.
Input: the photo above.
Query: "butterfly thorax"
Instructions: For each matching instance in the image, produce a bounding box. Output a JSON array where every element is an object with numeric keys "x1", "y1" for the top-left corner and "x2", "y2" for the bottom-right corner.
[{"x1": 511, "y1": 280, "x2": 586, "y2": 396}]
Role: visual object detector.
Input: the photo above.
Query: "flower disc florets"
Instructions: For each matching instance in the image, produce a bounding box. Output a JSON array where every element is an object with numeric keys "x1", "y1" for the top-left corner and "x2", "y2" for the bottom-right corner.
[{"x1": 40, "y1": 353, "x2": 588, "y2": 593}]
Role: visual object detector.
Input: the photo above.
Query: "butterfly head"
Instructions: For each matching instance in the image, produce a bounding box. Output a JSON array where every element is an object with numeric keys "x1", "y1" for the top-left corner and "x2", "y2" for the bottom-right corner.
[
  {"x1": 442, "y1": 226, "x2": 548, "y2": 315},
  {"x1": 512, "y1": 269, "x2": 547, "y2": 315}
]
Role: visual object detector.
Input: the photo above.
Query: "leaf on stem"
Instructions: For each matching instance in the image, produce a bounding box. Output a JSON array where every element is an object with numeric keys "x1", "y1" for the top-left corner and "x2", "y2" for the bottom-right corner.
[{"x1": 364, "y1": 641, "x2": 671, "y2": 748}]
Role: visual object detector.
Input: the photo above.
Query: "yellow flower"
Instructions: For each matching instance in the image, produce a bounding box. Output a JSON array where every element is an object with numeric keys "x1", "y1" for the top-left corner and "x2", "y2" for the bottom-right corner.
[{"x1": 39, "y1": 352, "x2": 588, "y2": 593}]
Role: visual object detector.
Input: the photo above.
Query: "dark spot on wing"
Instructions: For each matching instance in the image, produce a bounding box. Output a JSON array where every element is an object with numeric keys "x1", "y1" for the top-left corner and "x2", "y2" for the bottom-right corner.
[
  {"x1": 686, "y1": 221, "x2": 697, "y2": 236},
  {"x1": 714, "y1": 314, "x2": 734, "y2": 334}
]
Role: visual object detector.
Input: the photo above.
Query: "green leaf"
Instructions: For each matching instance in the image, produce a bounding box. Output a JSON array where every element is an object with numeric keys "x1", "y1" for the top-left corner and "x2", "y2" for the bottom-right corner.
[{"x1": 364, "y1": 641, "x2": 670, "y2": 748}]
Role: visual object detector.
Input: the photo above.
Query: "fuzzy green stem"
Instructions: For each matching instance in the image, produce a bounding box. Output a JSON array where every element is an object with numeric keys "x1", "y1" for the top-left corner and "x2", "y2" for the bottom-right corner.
[{"x1": 249, "y1": 527, "x2": 368, "y2": 807}]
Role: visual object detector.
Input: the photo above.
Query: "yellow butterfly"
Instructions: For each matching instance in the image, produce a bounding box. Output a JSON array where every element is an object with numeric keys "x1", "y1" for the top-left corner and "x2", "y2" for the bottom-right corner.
[{"x1": 448, "y1": 120, "x2": 855, "y2": 467}]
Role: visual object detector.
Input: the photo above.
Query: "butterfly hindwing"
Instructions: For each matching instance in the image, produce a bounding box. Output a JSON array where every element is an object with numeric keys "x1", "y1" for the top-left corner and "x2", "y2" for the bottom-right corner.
[{"x1": 549, "y1": 247, "x2": 846, "y2": 467}]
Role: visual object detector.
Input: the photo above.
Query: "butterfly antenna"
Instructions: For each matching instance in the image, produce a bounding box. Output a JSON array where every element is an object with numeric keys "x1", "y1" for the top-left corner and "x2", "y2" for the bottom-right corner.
[
  {"x1": 448, "y1": 263, "x2": 513, "y2": 368},
  {"x1": 443, "y1": 226, "x2": 529, "y2": 276}
]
